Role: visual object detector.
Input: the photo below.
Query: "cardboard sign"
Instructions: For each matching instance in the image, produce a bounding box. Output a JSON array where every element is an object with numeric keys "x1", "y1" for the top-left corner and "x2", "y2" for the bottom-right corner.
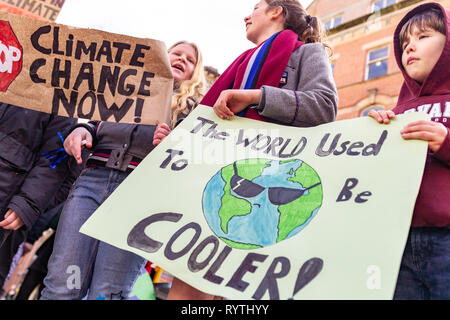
[
  {"x1": 0, "y1": 0, "x2": 65, "y2": 21},
  {"x1": 0, "y1": 11, "x2": 173, "y2": 125},
  {"x1": 80, "y1": 106, "x2": 428, "y2": 300}
]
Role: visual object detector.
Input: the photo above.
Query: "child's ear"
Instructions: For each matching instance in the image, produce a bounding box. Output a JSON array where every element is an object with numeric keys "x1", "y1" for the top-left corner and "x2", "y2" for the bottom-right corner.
[{"x1": 269, "y1": 5, "x2": 284, "y2": 20}]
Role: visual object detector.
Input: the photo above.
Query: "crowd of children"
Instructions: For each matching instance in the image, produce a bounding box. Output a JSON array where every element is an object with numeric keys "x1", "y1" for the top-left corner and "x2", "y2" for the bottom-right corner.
[{"x1": 0, "y1": 0, "x2": 448, "y2": 300}]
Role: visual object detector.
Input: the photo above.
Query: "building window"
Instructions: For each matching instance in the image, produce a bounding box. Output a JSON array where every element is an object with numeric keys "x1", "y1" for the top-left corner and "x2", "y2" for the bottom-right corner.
[
  {"x1": 324, "y1": 16, "x2": 342, "y2": 30},
  {"x1": 360, "y1": 105, "x2": 385, "y2": 117},
  {"x1": 366, "y1": 46, "x2": 389, "y2": 80},
  {"x1": 372, "y1": 0, "x2": 396, "y2": 12}
]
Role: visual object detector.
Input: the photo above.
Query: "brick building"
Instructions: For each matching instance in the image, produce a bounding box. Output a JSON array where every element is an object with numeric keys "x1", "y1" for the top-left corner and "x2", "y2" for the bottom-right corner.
[{"x1": 307, "y1": 0, "x2": 450, "y2": 119}]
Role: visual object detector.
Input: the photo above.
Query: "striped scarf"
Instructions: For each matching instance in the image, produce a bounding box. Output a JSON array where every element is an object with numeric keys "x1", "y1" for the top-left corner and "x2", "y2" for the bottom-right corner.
[{"x1": 200, "y1": 29, "x2": 303, "y2": 122}]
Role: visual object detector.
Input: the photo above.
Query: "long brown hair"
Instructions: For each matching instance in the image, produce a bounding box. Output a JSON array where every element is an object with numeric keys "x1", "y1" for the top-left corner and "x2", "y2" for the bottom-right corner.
[{"x1": 265, "y1": 0, "x2": 331, "y2": 52}]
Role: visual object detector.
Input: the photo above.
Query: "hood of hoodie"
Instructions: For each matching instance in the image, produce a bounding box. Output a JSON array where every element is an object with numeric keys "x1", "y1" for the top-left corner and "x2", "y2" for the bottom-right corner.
[{"x1": 393, "y1": 2, "x2": 450, "y2": 109}]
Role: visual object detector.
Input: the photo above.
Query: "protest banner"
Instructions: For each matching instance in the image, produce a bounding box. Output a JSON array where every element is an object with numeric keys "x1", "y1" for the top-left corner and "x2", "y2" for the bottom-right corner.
[
  {"x1": 0, "y1": 11, "x2": 174, "y2": 125},
  {"x1": 80, "y1": 106, "x2": 428, "y2": 300},
  {"x1": 0, "y1": 0, "x2": 65, "y2": 21}
]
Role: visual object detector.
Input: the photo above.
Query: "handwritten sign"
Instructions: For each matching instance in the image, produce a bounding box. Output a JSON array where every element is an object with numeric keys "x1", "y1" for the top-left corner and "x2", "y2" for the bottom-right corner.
[
  {"x1": 0, "y1": 0, "x2": 65, "y2": 21},
  {"x1": 80, "y1": 106, "x2": 428, "y2": 300},
  {"x1": 0, "y1": 11, "x2": 173, "y2": 125}
]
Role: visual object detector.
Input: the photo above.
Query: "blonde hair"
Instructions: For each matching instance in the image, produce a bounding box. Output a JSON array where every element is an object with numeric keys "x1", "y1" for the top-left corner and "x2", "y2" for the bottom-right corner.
[{"x1": 168, "y1": 41, "x2": 207, "y2": 128}]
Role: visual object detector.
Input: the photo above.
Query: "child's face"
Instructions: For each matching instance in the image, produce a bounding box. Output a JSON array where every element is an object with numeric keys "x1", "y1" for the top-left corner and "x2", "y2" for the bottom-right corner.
[
  {"x1": 244, "y1": 0, "x2": 275, "y2": 44},
  {"x1": 401, "y1": 25, "x2": 446, "y2": 84},
  {"x1": 168, "y1": 43, "x2": 197, "y2": 84}
]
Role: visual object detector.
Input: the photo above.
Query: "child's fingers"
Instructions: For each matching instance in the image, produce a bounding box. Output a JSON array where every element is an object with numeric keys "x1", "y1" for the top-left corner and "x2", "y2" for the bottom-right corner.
[
  {"x1": 401, "y1": 130, "x2": 434, "y2": 141},
  {"x1": 84, "y1": 133, "x2": 93, "y2": 149},
  {"x1": 3, "y1": 218, "x2": 23, "y2": 230},
  {"x1": 216, "y1": 91, "x2": 234, "y2": 117},
  {"x1": 153, "y1": 138, "x2": 161, "y2": 146},
  {"x1": 213, "y1": 92, "x2": 235, "y2": 120},
  {"x1": 213, "y1": 104, "x2": 230, "y2": 120},
  {"x1": 369, "y1": 110, "x2": 395, "y2": 124},
  {"x1": 212, "y1": 105, "x2": 222, "y2": 117},
  {"x1": 154, "y1": 132, "x2": 169, "y2": 141},
  {"x1": 221, "y1": 105, "x2": 233, "y2": 119},
  {"x1": 403, "y1": 121, "x2": 448, "y2": 139},
  {"x1": 63, "y1": 137, "x2": 73, "y2": 155},
  {"x1": 213, "y1": 103, "x2": 226, "y2": 118},
  {"x1": 154, "y1": 132, "x2": 165, "y2": 139},
  {"x1": 153, "y1": 128, "x2": 171, "y2": 146},
  {"x1": 400, "y1": 130, "x2": 442, "y2": 152},
  {"x1": 0, "y1": 210, "x2": 14, "y2": 228},
  {"x1": 401, "y1": 122, "x2": 436, "y2": 135},
  {"x1": 381, "y1": 114, "x2": 390, "y2": 123},
  {"x1": 401, "y1": 121, "x2": 447, "y2": 152},
  {"x1": 2, "y1": 218, "x2": 17, "y2": 230},
  {"x1": 71, "y1": 134, "x2": 83, "y2": 163},
  {"x1": 156, "y1": 124, "x2": 171, "y2": 135},
  {"x1": 157, "y1": 123, "x2": 171, "y2": 132},
  {"x1": 65, "y1": 134, "x2": 80, "y2": 157},
  {"x1": 386, "y1": 111, "x2": 396, "y2": 121},
  {"x1": 368, "y1": 110, "x2": 388, "y2": 123},
  {"x1": 157, "y1": 127, "x2": 171, "y2": 136},
  {"x1": 66, "y1": 134, "x2": 84, "y2": 165},
  {"x1": 379, "y1": 110, "x2": 395, "y2": 123},
  {"x1": 221, "y1": 97, "x2": 234, "y2": 117},
  {"x1": 403, "y1": 120, "x2": 433, "y2": 129},
  {"x1": 3, "y1": 209, "x2": 12, "y2": 219},
  {"x1": 222, "y1": 107, "x2": 234, "y2": 117},
  {"x1": 0, "y1": 212, "x2": 15, "y2": 227}
]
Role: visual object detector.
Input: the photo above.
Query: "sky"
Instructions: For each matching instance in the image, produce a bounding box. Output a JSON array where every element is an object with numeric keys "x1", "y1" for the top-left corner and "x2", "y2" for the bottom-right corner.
[{"x1": 57, "y1": 0, "x2": 314, "y2": 73}]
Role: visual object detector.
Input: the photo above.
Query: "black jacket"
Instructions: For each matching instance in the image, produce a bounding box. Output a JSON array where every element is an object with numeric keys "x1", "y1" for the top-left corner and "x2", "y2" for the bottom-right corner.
[
  {"x1": 0, "y1": 103, "x2": 81, "y2": 230},
  {"x1": 72, "y1": 97, "x2": 196, "y2": 171},
  {"x1": 76, "y1": 121, "x2": 157, "y2": 171}
]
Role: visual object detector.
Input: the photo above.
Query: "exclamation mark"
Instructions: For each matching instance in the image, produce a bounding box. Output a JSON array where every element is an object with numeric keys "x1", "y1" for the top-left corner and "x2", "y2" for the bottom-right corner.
[
  {"x1": 288, "y1": 257, "x2": 323, "y2": 299},
  {"x1": 134, "y1": 98, "x2": 144, "y2": 123}
]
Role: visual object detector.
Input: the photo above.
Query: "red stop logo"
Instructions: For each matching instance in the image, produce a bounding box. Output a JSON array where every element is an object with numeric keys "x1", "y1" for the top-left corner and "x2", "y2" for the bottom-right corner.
[{"x1": 0, "y1": 20, "x2": 23, "y2": 92}]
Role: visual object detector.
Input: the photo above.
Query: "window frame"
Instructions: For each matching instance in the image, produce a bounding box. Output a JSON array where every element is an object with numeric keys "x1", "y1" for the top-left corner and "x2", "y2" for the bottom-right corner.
[
  {"x1": 371, "y1": 0, "x2": 396, "y2": 13},
  {"x1": 324, "y1": 15, "x2": 343, "y2": 30},
  {"x1": 365, "y1": 46, "x2": 389, "y2": 81}
]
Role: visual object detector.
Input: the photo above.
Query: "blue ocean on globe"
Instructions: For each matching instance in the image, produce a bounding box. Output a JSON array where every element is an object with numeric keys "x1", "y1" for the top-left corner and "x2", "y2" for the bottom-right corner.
[{"x1": 202, "y1": 159, "x2": 323, "y2": 249}]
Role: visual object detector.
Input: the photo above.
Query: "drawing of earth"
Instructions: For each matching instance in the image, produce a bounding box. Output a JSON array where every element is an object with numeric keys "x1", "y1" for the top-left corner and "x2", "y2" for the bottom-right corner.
[{"x1": 202, "y1": 158, "x2": 323, "y2": 249}]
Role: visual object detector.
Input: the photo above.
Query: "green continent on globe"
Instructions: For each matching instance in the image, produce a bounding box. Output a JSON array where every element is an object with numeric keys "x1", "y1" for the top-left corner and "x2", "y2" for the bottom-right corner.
[
  {"x1": 218, "y1": 159, "x2": 270, "y2": 234},
  {"x1": 219, "y1": 237, "x2": 262, "y2": 250},
  {"x1": 276, "y1": 162, "x2": 323, "y2": 242}
]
